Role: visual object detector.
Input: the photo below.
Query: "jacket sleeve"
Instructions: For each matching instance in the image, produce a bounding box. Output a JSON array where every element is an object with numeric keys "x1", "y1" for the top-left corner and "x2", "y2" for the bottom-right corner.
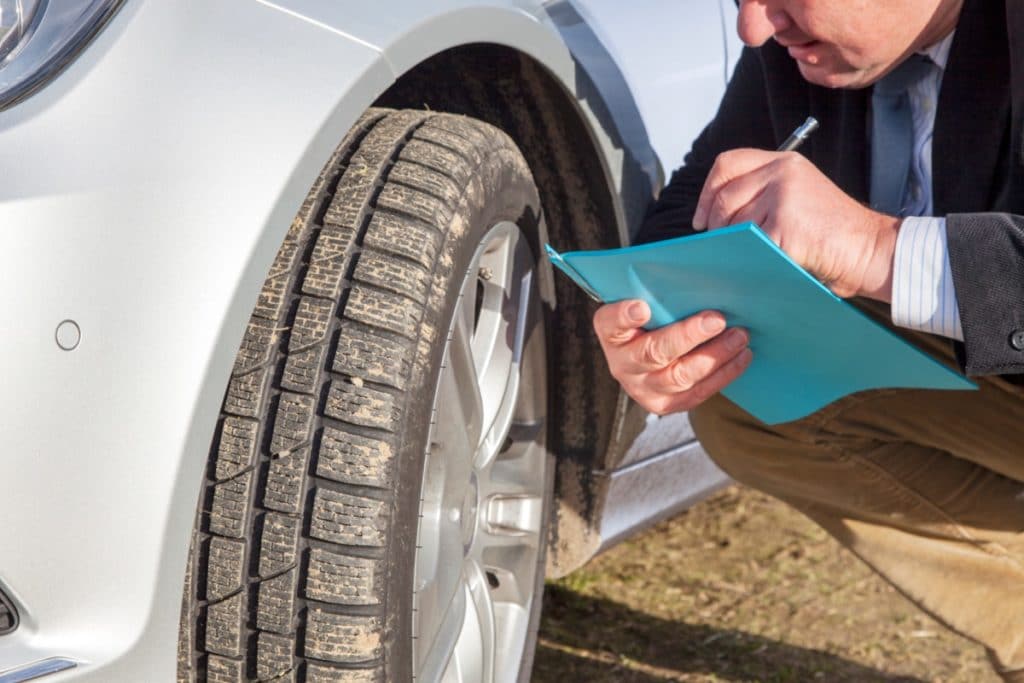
[
  {"x1": 635, "y1": 47, "x2": 777, "y2": 244},
  {"x1": 946, "y1": 213, "x2": 1024, "y2": 374}
]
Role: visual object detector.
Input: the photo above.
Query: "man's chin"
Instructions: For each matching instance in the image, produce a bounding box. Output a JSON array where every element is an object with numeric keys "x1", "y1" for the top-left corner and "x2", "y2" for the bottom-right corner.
[{"x1": 796, "y1": 62, "x2": 872, "y2": 90}]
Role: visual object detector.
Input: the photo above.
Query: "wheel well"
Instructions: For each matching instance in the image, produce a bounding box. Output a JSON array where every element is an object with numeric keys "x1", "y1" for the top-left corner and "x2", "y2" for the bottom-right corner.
[{"x1": 375, "y1": 44, "x2": 627, "y2": 556}]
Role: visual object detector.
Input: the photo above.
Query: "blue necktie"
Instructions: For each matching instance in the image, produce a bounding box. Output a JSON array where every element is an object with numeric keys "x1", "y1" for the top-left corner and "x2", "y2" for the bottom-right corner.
[{"x1": 870, "y1": 55, "x2": 934, "y2": 216}]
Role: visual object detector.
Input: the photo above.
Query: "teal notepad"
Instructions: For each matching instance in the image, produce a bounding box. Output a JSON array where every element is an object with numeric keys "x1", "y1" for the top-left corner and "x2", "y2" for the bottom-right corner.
[{"x1": 546, "y1": 223, "x2": 975, "y2": 424}]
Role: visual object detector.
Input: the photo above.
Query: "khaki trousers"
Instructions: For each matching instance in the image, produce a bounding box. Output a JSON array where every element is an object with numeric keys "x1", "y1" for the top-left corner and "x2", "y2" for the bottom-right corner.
[{"x1": 690, "y1": 305, "x2": 1024, "y2": 681}]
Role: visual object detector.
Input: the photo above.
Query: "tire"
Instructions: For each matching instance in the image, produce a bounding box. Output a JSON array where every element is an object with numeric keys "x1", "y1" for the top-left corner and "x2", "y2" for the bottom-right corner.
[{"x1": 178, "y1": 108, "x2": 554, "y2": 683}]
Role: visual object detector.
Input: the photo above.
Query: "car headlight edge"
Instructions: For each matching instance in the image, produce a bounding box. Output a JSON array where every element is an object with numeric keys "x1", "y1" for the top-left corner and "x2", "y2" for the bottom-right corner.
[{"x1": 0, "y1": 0, "x2": 124, "y2": 111}]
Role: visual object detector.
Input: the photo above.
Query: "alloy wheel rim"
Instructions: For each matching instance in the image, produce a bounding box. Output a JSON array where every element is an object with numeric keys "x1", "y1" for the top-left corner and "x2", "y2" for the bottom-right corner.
[{"x1": 412, "y1": 221, "x2": 548, "y2": 683}]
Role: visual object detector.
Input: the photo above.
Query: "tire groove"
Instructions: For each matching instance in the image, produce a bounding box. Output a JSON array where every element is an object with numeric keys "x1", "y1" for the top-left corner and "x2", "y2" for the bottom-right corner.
[
  {"x1": 381, "y1": 175, "x2": 453, "y2": 205},
  {"x1": 420, "y1": 119, "x2": 477, "y2": 147},
  {"x1": 353, "y1": 244, "x2": 432, "y2": 280},
  {"x1": 304, "y1": 538, "x2": 387, "y2": 560},
  {"x1": 401, "y1": 139, "x2": 477, "y2": 181},
  {"x1": 326, "y1": 369, "x2": 411, "y2": 396},
  {"x1": 318, "y1": 411, "x2": 401, "y2": 441},
  {"x1": 393, "y1": 153, "x2": 468, "y2": 188},
  {"x1": 348, "y1": 275, "x2": 424, "y2": 310},
  {"x1": 369, "y1": 206, "x2": 446, "y2": 235},
  {"x1": 209, "y1": 463, "x2": 258, "y2": 486}
]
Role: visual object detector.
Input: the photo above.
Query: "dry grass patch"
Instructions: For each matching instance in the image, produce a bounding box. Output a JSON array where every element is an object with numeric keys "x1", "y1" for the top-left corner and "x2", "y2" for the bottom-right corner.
[{"x1": 533, "y1": 486, "x2": 996, "y2": 682}]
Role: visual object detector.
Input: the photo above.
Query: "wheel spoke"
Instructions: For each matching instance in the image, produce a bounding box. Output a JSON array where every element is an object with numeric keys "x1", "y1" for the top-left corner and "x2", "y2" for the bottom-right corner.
[
  {"x1": 415, "y1": 443, "x2": 466, "y2": 590},
  {"x1": 470, "y1": 228, "x2": 515, "y2": 371},
  {"x1": 474, "y1": 495, "x2": 543, "y2": 613},
  {"x1": 442, "y1": 301, "x2": 484, "y2": 454},
  {"x1": 438, "y1": 559, "x2": 497, "y2": 683},
  {"x1": 505, "y1": 243, "x2": 534, "y2": 366},
  {"x1": 494, "y1": 420, "x2": 543, "y2": 463},
  {"x1": 461, "y1": 559, "x2": 497, "y2": 682},
  {"x1": 471, "y1": 230, "x2": 517, "y2": 456},
  {"x1": 484, "y1": 494, "x2": 543, "y2": 537},
  {"x1": 475, "y1": 238, "x2": 536, "y2": 470},
  {"x1": 421, "y1": 571, "x2": 469, "y2": 683},
  {"x1": 476, "y1": 366, "x2": 519, "y2": 471},
  {"x1": 483, "y1": 421, "x2": 546, "y2": 504},
  {"x1": 479, "y1": 546, "x2": 536, "y2": 610},
  {"x1": 476, "y1": 512, "x2": 542, "y2": 556},
  {"x1": 492, "y1": 602, "x2": 532, "y2": 683},
  {"x1": 417, "y1": 331, "x2": 482, "y2": 673},
  {"x1": 457, "y1": 259, "x2": 478, "y2": 357}
]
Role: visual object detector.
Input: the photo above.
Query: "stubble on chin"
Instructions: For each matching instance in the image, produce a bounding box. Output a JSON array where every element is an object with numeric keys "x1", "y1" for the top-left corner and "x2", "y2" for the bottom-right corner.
[{"x1": 795, "y1": 59, "x2": 876, "y2": 90}]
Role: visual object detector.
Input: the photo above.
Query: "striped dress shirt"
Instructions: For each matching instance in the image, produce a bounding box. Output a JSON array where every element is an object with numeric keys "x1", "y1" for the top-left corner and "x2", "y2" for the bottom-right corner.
[{"x1": 890, "y1": 31, "x2": 964, "y2": 340}]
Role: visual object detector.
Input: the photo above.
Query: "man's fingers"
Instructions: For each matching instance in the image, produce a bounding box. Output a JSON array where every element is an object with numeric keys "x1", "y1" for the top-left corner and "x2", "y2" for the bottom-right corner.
[
  {"x1": 646, "y1": 327, "x2": 749, "y2": 394},
  {"x1": 620, "y1": 311, "x2": 727, "y2": 374},
  {"x1": 659, "y1": 346, "x2": 754, "y2": 415},
  {"x1": 701, "y1": 161, "x2": 778, "y2": 231},
  {"x1": 593, "y1": 299, "x2": 650, "y2": 348},
  {"x1": 693, "y1": 149, "x2": 779, "y2": 230}
]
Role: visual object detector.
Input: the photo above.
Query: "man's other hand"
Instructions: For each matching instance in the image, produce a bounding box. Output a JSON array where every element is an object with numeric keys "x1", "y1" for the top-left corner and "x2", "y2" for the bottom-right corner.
[
  {"x1": 692, "y1": 149, "x2": 901, "y2": 301},
  {"x1": 593, "y1": 300, "x2": 752, "y2": 416}
]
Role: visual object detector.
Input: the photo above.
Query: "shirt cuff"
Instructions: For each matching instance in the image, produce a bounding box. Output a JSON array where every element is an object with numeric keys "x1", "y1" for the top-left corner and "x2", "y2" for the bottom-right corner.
[{"x1": 890, "y1": 216, "x2": 964, "y2": 340}]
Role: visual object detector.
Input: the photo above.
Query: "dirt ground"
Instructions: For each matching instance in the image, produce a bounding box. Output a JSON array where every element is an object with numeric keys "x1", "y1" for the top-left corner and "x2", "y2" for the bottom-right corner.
[{"x1": 532, "y1": 485, "x2": 998, "y2": 683}]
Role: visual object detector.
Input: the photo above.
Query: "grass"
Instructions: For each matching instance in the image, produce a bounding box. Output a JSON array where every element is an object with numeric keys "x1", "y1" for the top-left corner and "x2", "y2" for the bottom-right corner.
[{"x1": 531, "y1": 486, "x2": 997, "y2": 683}]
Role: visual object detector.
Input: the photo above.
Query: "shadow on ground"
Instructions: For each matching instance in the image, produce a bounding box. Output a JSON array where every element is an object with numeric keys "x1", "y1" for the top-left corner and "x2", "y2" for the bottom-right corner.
[{"x1": 533, "y1": 584, "x2": 925, "y2": 683}]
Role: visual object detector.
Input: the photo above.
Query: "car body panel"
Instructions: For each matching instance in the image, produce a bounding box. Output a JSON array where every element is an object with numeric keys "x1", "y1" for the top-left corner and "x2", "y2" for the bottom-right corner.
[
  {"x1": 0, "y1": 0, "x2": 730, "y2": 678},
  {"x1": 566, "y1": 0, "x2": 729, "y2": 179},
  {"x1": 721, "y1": 0, "x2": 745, "y2": 77}
]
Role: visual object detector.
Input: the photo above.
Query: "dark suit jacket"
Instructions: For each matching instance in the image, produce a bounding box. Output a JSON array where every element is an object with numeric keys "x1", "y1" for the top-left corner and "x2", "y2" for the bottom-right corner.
[{"x1": 638, "y1": 0, "x2": 1024, "y2": 377}]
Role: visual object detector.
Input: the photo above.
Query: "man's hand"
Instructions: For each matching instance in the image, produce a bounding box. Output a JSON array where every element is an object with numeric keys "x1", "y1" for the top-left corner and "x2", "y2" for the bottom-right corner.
[
  {"x1": 593, "y1": 300, "x2": 752, "y2": 416},
  {"x1": 692, "y1": 148, "x2": 901, "y2": 300}
]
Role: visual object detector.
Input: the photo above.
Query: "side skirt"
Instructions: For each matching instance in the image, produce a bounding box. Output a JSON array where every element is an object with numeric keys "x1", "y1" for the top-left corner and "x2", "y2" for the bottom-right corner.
[{"x1": 596, "y1": 413, "x2": 731, "y2": 552}]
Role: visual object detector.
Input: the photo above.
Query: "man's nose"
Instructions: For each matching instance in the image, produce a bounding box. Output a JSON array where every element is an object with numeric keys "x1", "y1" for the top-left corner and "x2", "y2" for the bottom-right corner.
[{"x1": 736, "y1": 0, "x2": 791, "y2": 47}]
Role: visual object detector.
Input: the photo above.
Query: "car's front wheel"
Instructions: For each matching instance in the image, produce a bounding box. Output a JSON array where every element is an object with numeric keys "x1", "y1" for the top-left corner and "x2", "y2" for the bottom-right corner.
[{"x1": 178, "y1": 108, "x2": 552, "y2": 682}]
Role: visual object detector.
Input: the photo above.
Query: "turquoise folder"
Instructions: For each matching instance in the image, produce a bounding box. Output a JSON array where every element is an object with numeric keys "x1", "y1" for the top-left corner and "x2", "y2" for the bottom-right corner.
[{"x1": 546, "y1": 223, "x2": 975, "y2": 424}]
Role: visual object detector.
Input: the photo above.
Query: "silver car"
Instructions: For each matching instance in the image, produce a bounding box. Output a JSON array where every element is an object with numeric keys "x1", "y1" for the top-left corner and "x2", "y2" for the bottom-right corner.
[{"x1": 0, "y1": 1, "x2": 742, "y2": 681}]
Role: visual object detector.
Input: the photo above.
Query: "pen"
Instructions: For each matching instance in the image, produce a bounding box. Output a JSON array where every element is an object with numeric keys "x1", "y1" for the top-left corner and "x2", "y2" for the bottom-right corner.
[{"x1": 778, "y1": 116, "x2": 819, "y2": 152}]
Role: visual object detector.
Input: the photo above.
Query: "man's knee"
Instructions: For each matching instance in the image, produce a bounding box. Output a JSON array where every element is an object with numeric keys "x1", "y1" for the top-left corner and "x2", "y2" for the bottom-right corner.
[
  {"x1": 690, "y1": 393, "x2": 771, "y2": 483},
  {"x1": 689, "y1": 393, "x2": 826, "y2": 493}
]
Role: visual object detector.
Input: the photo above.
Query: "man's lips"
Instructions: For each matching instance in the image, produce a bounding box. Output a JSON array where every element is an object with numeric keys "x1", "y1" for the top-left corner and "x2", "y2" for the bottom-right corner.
[{"x1": 782, "y1": 40, "x2": 822, "y2": 64}]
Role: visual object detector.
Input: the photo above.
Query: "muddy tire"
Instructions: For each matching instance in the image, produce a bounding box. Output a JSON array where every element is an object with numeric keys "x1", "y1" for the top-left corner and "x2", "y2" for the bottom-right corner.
[{"x1": 177, "y1": 108, "x2": 553, "y2": 682}]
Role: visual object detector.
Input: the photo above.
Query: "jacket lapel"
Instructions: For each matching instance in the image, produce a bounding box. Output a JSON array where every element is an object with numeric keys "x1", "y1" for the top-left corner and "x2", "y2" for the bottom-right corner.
[
  {"x1": 1004, "y1": 0, "x2": 1024, "y2": 214},
  {"x1": 933, "y1": 0, "x2": 1010, "y2": 215},
  {"x1": 808, "y1": 85, "x2": 870, "y2": 204}
]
